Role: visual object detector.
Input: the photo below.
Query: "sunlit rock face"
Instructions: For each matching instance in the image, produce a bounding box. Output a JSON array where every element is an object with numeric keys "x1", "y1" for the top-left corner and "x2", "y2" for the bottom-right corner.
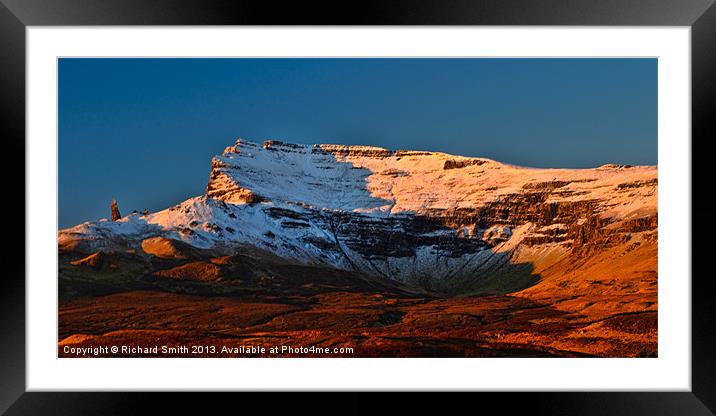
[{"x1": 59, "y1": 138, "x2": 657, "y2": 292}]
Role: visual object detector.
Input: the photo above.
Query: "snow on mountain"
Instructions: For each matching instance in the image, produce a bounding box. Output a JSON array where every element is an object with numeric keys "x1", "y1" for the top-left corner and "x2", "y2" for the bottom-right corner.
[{"x1": 59, "y1": 138, "x2": 658, "y2": 289}]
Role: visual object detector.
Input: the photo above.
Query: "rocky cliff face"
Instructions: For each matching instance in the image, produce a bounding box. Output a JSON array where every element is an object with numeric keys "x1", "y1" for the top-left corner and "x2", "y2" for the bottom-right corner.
[{"x1": 59, "y1": 138, "x2": 657, "y2": 293}]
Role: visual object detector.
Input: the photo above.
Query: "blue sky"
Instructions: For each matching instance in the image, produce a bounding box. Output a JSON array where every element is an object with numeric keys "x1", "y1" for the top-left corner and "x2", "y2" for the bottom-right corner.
[{"x1": 59, "y1": 58, "x2": 657, "y2": 228}]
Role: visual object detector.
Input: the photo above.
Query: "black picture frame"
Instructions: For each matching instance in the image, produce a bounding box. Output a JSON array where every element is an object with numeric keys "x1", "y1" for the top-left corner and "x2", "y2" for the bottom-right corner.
[{"x1": 1, "y1": 0, "x2": 712, "y2": 414}]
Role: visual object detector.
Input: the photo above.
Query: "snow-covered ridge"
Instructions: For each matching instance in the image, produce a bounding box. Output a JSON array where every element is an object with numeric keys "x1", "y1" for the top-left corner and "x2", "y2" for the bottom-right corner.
[
  {"x1": 208, "y1": 138, "x2": 656, "y2": 218},
  {"x1": 60, "y1": 138, "x2": 658, "y2": 289}
]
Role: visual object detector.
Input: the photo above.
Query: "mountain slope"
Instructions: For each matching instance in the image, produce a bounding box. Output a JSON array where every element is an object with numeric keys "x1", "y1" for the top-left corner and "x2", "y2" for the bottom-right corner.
[{"x1": 59, "y1": 138, "x2": 657, "y2": 294}]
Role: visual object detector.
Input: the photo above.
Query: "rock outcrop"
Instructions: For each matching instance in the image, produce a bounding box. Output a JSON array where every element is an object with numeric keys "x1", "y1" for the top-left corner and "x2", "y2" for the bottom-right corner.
[{"x1": 111, "y1": 199, "x2": 121, "y2": 221}]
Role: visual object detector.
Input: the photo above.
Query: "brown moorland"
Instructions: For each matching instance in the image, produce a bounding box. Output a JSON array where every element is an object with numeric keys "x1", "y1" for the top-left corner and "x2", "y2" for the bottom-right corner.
[{"x1": 58, "y1": 234, "x2": 656, "y2": 358}]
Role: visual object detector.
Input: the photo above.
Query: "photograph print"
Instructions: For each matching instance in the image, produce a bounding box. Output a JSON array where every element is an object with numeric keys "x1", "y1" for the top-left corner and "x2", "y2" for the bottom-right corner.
[{"x1": 58, "y1": 58, "x2": 657, "y2": 358}]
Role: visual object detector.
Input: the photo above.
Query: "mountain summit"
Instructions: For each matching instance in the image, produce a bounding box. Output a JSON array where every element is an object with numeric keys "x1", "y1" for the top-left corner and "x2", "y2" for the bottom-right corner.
[{"x1": 59, "y1": 138, "x2": 657, "y2": 294}]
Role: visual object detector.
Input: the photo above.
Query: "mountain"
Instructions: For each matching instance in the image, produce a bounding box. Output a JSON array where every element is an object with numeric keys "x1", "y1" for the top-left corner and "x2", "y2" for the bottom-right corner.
[
  {"x1": 58, "y1": 138, "x2": 658, "y2": 357},
  {"x1": 59, "y1": 138, "x2": 657, "y2": 295}
]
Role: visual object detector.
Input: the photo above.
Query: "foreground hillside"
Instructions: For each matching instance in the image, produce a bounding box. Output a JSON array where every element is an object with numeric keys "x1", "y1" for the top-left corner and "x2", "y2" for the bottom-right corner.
[{"x1": 58, "y1": 139, "x2": 657, "y2": 357}]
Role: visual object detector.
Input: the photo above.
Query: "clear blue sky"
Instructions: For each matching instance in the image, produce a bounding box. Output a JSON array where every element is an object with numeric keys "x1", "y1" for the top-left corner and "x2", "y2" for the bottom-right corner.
[{"x1": 59, "y1": 58, "x2": 657, "y2": 228}]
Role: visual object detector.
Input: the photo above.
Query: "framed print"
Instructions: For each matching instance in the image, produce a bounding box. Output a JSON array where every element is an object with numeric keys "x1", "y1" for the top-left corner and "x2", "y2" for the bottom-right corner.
[{"x1": 1, "y1": 0, "x2": 713, "y2": 414}]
